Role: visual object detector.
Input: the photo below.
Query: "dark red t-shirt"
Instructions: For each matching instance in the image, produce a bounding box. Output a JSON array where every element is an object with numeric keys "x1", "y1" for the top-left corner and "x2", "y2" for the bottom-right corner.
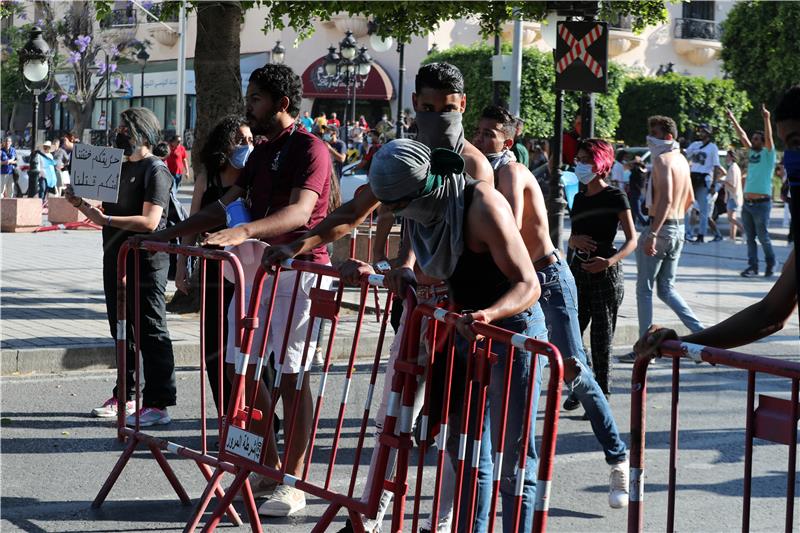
[
  {"x1": 236, "y1": 125, "x2": 332, "y2": 264},
  {"x1": 166, "y1": 143, "x2": 187, "y2": 175}
]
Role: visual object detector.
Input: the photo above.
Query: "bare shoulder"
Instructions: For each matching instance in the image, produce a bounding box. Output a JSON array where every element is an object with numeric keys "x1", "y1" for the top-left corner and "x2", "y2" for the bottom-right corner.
[
  {"x1": 462, "y1": 140, "x2": 493, "y2": 184},
  {"x1": 470, "y1": 181, "x2": 512, "y2": 219}
]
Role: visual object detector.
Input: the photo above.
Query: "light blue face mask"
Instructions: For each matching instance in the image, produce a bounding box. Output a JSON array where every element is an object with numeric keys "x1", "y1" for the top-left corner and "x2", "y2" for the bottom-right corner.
[
  {"x1": 575, "y1": 162, "x2": 596, "y2": 184},
  {"x1": 229, "y1": 144, "x2": 253, "y2": 169}
]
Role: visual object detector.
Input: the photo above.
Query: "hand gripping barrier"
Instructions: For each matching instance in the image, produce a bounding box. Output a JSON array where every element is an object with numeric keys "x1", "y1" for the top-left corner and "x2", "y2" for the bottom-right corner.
[
  {"x1": 393, "y1": 304, "x2": 564, "y2": 533},
  {"x1": 187, "y1": 259, "x2": 411, "y2": 532},
  {"x1": 92, "y1": 240, "x2": 248, "y2": 526},
  {"x1": 629, "y1": 340, "x2": 800, "y2": 533}
]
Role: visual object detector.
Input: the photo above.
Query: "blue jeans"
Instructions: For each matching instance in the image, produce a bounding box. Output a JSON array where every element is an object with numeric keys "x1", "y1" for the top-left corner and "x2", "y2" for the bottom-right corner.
[
  {"x1": 685, "y1": 184, "x2": 711, "y2": 237},
  {"x1": 172, "y1": 173, "x2": 183, "y2": 193},
  {"x1": 741, "y1": 199, "x2": 775, "y2": 270},
  {"x1": 538, "y1": 259, "x2": 627, "y2": 462},
  {"x1": 448, "y1": 305, "x2": 547, "y2": 533},
  {"x1": 635, "y1": 223, "x2": 704, "y2": 337}
]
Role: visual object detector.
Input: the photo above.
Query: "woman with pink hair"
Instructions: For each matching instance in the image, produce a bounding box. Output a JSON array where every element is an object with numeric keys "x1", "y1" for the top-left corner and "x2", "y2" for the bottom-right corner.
[{"x1": 568, "y1": 138, "x2": 637, "y2": 397}]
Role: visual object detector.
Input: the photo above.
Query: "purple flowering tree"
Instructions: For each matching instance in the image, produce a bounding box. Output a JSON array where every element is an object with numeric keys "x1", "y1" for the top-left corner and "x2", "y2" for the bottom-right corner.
[{"x1": 33, "y1": 0, "x2": 142, "y2": 136}]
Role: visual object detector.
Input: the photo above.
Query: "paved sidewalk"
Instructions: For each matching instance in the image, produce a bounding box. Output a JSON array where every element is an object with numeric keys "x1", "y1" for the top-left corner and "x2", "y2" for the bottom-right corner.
[{"x1": 1, "y1": 203, "x2": 796, "y2": 375}]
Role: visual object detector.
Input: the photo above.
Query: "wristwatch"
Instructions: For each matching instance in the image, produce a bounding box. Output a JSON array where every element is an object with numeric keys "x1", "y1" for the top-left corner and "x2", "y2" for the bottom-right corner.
[{"x1": 374, "y1": 260, "x2": 391, "y2": 273}]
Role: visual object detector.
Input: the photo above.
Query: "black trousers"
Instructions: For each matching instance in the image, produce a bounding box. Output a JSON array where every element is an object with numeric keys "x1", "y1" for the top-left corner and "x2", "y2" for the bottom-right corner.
[
  {"x1": 104, "y1": 249, "x2": 177, "y2": 409},
  {"x1": 572, "y1": 261, "x2": 624, "y2": 396},
  {"x1": 200, "y1": 260, "x2": 234, "y2": 415}
]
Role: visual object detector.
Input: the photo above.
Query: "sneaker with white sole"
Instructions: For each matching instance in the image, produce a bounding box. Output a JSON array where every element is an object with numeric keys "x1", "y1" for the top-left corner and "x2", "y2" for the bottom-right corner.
[
  {"x1": 125, "y1": 407, "x2": 171, "y2": 427},
  {"x1": 235, "y1": 472, "x2": 278, "y2": 500},
  {"x1": 258, "y1": 485, "x2": 306, "y2": 517},
  {"x1": 91, "y1": 397, "x2": 136, "y2": 418},
  {"x1": 609, "y1": 460, "x2": 630, "y2": 509}
]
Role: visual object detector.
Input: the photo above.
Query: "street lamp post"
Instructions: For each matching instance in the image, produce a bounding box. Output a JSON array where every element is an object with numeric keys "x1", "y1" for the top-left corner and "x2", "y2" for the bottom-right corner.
[
  {"x1": 271, "y1": 41, "x2": 285, "y2": 64},
  {"x1": 322, "y1": 31, "x2": 371, "y2": 151},
  {"x1": 137, "y1": 47, "x2": 150, "y2": 118},
  {"x1": 19, "y1": 26, "x2": 52, "y2": 198}
]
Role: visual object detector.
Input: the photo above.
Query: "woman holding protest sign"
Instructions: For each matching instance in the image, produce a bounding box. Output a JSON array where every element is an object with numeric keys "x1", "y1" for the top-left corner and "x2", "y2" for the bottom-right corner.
[{"x1": 65, "y1": 107, "x2": 177, "y2": 427}]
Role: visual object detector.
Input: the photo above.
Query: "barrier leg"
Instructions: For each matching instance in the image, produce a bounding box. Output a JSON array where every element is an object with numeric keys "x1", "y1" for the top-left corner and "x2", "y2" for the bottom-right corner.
[
  {"x1": 201, "y1": 469, "x2": 250, "y2": 533},
  {"x1": 92, "y1": 436, "x2": 140, "y2": 508},
  {"x1": 310, "y1": 503, "x2": 343, "y2": 533},
  {"x1": 148, "y1": 442, "x2": 191, "y2": 505},
  {"x1": 184, "y1": 467, "x2": 225, "y2": 533},
  {"x1": 628, "y1": 355, "x2": 653, "y2": 533},
  {"x1": 742, "y1": 370, "x2": 756, "y2": 533},
  {"x1": 196, "y1": 462, "x2": 243, "y2": 526},
  {"x1": 666, "y1": 357, "x2": 681, "y2": 532},
  {"x1": 785, "y1": 379, "x2": 798, "y2": 533}
]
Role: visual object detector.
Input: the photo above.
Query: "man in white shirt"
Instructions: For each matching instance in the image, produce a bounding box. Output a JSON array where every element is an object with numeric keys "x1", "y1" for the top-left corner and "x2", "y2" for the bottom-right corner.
[{"x1": 685, "y1": 123, "x2": 726, "y2": 243}]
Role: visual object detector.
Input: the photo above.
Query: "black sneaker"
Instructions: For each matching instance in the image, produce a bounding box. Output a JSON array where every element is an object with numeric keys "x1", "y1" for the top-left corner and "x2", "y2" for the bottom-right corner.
[
  {"x1": 765, "y1": 265, "x2": 775, "y2": 278},
  {"x1": 617, "y1": 351, "x2": 637, "y2": 363},
  {"x1": 337, "y1": 520, "x2": 354, "y2": 533},
  {"x1": 740, "y1": 266, "x2": 759, "y2": 278},
  {"x1": 688, "y1": 235, "x2": 705, "y2": 243},
  {"x1": 712, "y1": 234, "x2": 723, "y2": 242},
  {"x1": 563, "y1": 394, "x2": 581, "y2": 411}
]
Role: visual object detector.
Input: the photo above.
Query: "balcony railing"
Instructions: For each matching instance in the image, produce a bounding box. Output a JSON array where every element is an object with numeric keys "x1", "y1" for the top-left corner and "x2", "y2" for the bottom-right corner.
[
  {"x1": 673, "y1": 17, "x2": 721, "y2": 41},
  {"x1": 99, "y1": 8, "x2": 137, "y2": 29},
  {"x1": 148, "y1": 3, "x2": 179, "y2": 23}
]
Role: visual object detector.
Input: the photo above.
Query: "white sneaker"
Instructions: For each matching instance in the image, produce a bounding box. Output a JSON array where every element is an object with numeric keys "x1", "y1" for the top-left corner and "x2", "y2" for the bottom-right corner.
[
  {"x1": 235, "y1": 472, "x2": 278, "y2": 500},
  {"x1": 258, "y1": 485, "x2": 306, "y2": 517},
  {"x1": 91, "y1": 397, "x2": 136, "y2": 418},
  {"x1": 125, "y1": 407, "x2": 171, "y2": 427},
  {"x1": 609, "y1": 460, "x2": 630, "y2": 509}
]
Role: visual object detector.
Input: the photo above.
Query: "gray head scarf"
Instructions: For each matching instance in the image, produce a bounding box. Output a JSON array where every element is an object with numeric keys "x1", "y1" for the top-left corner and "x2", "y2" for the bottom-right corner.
[
  {"x1": 485, "y1": 149, "x2": 516, "y2": 172},
  {"x1": 369, "y1": 139, "x2": 467, "y2": 279}
]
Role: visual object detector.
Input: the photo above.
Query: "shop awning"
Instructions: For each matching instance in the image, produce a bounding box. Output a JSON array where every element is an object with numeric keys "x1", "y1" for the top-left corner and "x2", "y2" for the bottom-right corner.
[{"x1": 301, "y1": 57, "x2": 394, "y2": 100}]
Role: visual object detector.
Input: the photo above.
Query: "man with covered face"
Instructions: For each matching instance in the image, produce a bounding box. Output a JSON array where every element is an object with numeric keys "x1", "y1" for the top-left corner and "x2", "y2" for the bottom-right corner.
[{"x1": 371, "y1": 139, "x2": 546, "y2": 531}]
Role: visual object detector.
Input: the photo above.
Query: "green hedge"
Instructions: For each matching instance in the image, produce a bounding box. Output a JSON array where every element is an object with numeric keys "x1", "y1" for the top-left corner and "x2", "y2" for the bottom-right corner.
[
  {"x1": 424, "y1": 44, "x2": 626, "y2": 140},
  {"x1": 615, "y1": 74, "x2": 751, "y2": 147}
]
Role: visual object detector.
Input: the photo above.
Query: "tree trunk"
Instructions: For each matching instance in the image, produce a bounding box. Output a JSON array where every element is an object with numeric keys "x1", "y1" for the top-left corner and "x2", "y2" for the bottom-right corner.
[
  {"x1": 192, "y1": 1, "x2": 244, "y2": 178},
  {"x1": 66, "y1": 100, "x2": 93, "y2": 140}
]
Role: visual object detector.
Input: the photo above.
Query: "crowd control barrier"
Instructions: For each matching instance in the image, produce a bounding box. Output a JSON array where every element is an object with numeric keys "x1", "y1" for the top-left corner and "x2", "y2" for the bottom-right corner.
[
  {"x1": 629, "y1": 340, "x2": 800, "y2": 533},
  {"x1": 394, "y1": 304, "x2": 564, "y2": 533},
  {"x1": 92, "y1": 240, "x2": 248, "y2": 526},
  {"x1": 187, "y1": 259, "x2": 408, "y2": 532}
]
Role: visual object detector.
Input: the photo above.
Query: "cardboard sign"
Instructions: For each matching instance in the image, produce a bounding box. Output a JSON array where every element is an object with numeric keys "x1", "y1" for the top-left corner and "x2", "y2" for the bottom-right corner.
[{"x1": 70, "y1": 144, "x2": 124, "y2": 203}]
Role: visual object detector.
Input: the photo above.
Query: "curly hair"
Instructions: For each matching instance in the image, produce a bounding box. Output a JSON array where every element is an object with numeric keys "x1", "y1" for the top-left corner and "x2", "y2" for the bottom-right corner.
[
  {"x1": 577, "y1": 138, "x2": 615, "y2": 177},
  {"x1": 647, "y1": 115, "x2": 678, "y2": 139},
  {"x1": 249, "y1": 64, "x2": 303, "y2": 116},
  {"x1": 200, "y1": 115, "x2": 249, "y2": 179}
]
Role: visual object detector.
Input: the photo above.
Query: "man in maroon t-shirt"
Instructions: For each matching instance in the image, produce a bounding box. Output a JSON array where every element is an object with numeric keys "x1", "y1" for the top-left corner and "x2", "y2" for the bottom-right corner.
[
  {"x1": 145, "y1": 64, "x2": 332, "y2": 517},
  {"x1": 165, "y1": 135, "x2": 188, "y2": 191}
]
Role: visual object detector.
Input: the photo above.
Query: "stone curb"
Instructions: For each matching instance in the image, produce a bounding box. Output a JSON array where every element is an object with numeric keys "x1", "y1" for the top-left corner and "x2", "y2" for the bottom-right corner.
[{"x1": 1, "y1": 320, "x2": 688, "y2": 376}]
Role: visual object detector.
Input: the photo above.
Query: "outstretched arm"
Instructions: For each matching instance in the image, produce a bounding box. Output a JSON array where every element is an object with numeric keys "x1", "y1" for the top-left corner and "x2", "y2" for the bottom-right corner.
[
  {"x1": 762, "y1": 104, "x2": 774, "y2": 151},
  {"x1": 726, "y1": 108, "x2": 751, "y2": 149}
]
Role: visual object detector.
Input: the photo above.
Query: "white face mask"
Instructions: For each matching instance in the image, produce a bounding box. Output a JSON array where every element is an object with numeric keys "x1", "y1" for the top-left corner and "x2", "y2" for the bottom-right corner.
[
  {"x1": 575, "y1": 162, "x2": 596, "y2": 184},
  {"x1": 647, "y1": 135, "x2": 678, "y2": 157}
]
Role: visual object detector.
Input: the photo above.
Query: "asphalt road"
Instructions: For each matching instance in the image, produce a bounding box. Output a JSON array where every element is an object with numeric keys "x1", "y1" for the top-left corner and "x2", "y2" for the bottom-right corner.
[{"x1": 2, "y1": 339, "x2": 799, "y2": 532}]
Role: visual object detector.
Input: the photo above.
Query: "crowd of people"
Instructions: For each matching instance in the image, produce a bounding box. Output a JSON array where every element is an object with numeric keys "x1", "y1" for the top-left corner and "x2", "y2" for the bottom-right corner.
[{"x1": 53, "y1": 57, "x2": 799, "y2": 531}]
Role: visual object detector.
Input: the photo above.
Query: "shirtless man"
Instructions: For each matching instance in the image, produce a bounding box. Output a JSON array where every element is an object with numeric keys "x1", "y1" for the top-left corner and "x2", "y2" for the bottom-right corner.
[
  {"x1": 472, "y1": 105, "x2": 629, "y2": 509},
  {"x1": 620, "y1": 115, "x2": 704, "y2": 363},
  {"x1": 367, "y1": 138, "x2": 544, "y2": 532}
]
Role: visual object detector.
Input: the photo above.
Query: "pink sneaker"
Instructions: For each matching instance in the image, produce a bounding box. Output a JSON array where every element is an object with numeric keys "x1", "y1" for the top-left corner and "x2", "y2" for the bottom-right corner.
[
  {"x1": 91, "y1": 397, "x2": 136, "y2": 418},
  {"x1": 126, "y1": 407, "x2": 171, "y2": 427}
]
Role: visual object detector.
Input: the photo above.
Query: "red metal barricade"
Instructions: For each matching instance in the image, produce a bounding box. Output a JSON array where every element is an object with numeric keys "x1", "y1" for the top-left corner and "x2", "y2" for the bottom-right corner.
[
  {"x1": 629, "y1": 340, "x2": 800, "y2": 533},
  {"x1": 391, "y1": 304, "x2": 564, "y2": 533},
  {"x1": 186, "y1": 259, "x2": 407, "y2": 532},
  {"x1": 92, "y1": 240, "x2": 248, "y2": 526}
]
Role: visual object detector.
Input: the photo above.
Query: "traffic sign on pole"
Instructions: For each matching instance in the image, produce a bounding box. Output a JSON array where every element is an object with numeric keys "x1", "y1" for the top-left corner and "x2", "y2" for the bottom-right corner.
[{"x1": 555, "y1": 20, "x2": 608, "y2": 93}]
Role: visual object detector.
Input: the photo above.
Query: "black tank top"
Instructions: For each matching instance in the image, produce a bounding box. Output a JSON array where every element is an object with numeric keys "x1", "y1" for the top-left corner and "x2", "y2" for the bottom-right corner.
[{"x1": 447, "y1": 179, "x2": 511, "y2": 310}]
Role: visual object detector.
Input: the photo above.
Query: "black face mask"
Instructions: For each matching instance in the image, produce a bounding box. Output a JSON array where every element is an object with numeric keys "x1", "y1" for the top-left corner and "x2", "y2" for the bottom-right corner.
[{"x1": 114, "y1": 132, "x2": 134, "y2": 156}]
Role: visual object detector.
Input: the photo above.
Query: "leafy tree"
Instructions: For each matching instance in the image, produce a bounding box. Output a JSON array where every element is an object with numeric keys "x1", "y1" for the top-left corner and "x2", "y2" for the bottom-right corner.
[
  {"x1": 720, "y1": 1, "x2": 800, "y2": 133},
  {"x1": 616, "y1": 74, "x2": 751, "y2": 146},
  {"x1": 2, "y1": 1, "x2": 140, "y2": 136},
  {"x1": 423, "y1": 44, "x2": 627, "y2": 140}
]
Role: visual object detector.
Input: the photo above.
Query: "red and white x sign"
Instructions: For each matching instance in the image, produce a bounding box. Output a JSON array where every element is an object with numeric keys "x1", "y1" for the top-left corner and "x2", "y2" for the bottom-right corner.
[{"x1": 556, "y1": 23, "x2": 604, "y2": 78}]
